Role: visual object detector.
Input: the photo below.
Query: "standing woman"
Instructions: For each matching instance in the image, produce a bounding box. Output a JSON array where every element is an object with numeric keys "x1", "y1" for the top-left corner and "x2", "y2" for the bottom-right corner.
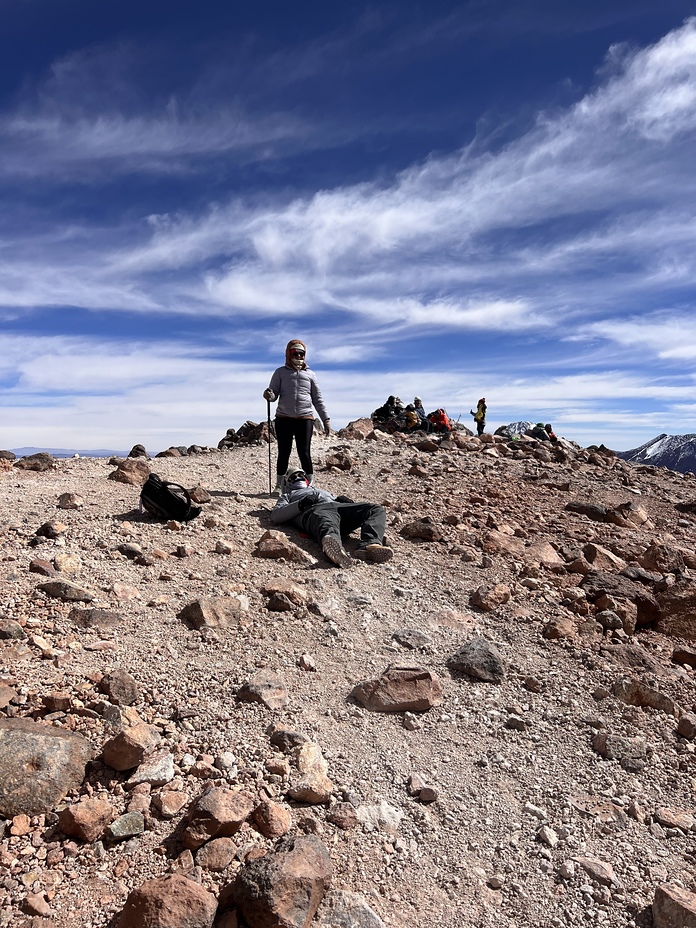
[
  {"x1": 263, "y1": 339, "x2": 330, "y2": 492},
  {"x1": 470, "y1": 397, "x2": 487, "y2": 437}
]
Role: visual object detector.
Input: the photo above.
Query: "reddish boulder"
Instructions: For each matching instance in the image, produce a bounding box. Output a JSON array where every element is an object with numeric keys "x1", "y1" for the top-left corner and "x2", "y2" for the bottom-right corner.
[
  {"x1": 228, "y1": 835, "x2": 332, "y2": 928},
  {"x1": 656, "y1": 582, "x2": 696, "y2": 640},
  {"x1": 102, "y1": 723, "x2": 161, "y2": 771},
  {"x1": 351, "y1": 666, "x2": 442, "y2": 712},
  {"x1": 59, "y1": 798, "x2": 114, "y2": 842},
  {"x1": 653, "y1": 883, "x2": 696, "y2": 928},
  {"x1": 108, "y1": 458, "x2": 150, "y2": 486},
  {"x1": 117, "y1": 874, "x2": 216, "y2": 928},
  {"x1": 184, "y1": 787, "x2": 255, "y2": 849}
]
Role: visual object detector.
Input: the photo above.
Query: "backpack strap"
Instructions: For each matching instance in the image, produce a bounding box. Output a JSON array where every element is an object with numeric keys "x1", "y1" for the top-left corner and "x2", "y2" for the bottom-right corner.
[{"x1": 161, "y1": 482, "x2": 193, "y2": 520}]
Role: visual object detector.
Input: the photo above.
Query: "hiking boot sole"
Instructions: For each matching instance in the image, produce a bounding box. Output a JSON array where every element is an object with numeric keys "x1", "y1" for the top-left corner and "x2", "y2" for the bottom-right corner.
[
  {"x1": 362, "y1": 544, "x2": 394, "y2": 564},
  {"x1": 321, "y1": 535, "x2": 353, "y2": 569}
]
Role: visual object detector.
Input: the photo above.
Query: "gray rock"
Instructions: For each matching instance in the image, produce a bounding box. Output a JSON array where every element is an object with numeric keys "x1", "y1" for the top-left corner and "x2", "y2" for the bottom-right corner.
[
  {"x1": 37, "y1": 579, "x2": 94, "y2": 602},
  {"x1": 14, "y1": 452, "x2": 55, "y2": 472},
  {"x1": 356, "y1": 801, "x2": 403, "y2": 834},
  {"x1": 237, "y1": 672, "x2": 288, "y2": 709},
  {"x1": 125, "y1": 750, "x2": 175, "y2": 789},
  {"x1": 0, "y1": 718, "x2": 94, "y2": 816},
  {"x1": 447, "y1": 637, "x2": 506, "y2": 683},
  {"x1": 99, "y1": 668, "x2": 139, "y2": 706},
  {"x1": 565, "y1": 500, "x2": 607, "y2": 521},
  {"x1": 269, "y1": 727, "x2": 310, "y2": 753},
  {"x1": 107, "y1": 811, "x2": 145, "y2": 841},
  {"x1": 0, "y1": 619, "x2": 27, "y2": 640},
  {"x1": 317, "y1": 890, "x2": 385, "y2": 927},
  {"x1": 69, "y1": 607, "x2": 123, "y2": 630},
  {"x1": 392, "y1": 628, "x2": 433, "y2": 650},
  {"x1": 592, "y1": 731, "x2": 652, "y2": 772}
]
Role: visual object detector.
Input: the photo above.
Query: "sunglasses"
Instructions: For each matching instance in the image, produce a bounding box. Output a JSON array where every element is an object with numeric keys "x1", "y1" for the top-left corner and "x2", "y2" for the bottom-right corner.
[{"x1": 291, "y1": 348, "x2": 305, "y2": 356}]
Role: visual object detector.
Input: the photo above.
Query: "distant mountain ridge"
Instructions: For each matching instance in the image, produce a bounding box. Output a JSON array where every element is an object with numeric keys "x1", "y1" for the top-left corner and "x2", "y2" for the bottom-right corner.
[
  {"x1": 10, "y1": 446, "x2": 128, "y2": 459},
  {"x1": 617, "y1": 433, "x2": 696, "y2": 474}
]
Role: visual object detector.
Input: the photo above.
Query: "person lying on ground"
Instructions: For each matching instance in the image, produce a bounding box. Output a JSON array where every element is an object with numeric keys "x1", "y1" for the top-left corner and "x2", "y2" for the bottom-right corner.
[{"x1": 270, "y1": 469, "x2": 393, "y2": 567}]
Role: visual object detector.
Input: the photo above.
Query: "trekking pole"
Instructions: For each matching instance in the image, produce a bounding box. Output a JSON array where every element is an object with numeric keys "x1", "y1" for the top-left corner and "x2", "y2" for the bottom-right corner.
[{"x1": 266, "y1": 399, "x2": 272, "y2": 498}]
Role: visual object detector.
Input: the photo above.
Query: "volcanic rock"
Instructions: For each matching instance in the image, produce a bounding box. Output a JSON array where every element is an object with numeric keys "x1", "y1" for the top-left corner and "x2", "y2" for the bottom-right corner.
[
  {"x1": 37, "y1": 579, "x2": 95, "y2": 602},
  {"x1": 0, "y1": 718, "x2": 95, "y2": 816},
  {"x1": 351, "y1": 666, "x2": 443, "y2": 712},
  {"x1": 237, "y1": 672, "x2": 289, "y2": 710},
  {"x1": 399, "y1": 519, "x2": 442, "y2": 542},
  {"x1": 447, "y1": 637, "x2": 506, "y2": 683},
  {"x1": 653, "y1": 883, "x2": 696, "y2": 928},
  {"x1": 591, "y1": 731, "x2": 652, "y2": 772},
  {"x1": 655, "y1": 581, "x2": 696, "y2": 639},
  {"x1": 99, "y1": 667, "x2": 139, "y2": 706},
  {"x1": 14, "y1": 453, "x2": 55, "y2": 472},
  {"x1": 183, "y1": 787, "x2": 255, "y2": 849},
  {"x1": 117, "y1": 874, "x2": 217, "y2": 928},
  {"x1": 316, "y1": 891, "x2": 385, "y2": 928},
  {"x1": 59, "y1": 798, "x2": 115, "y2": 842},
  {"x1": 229, "y1": 834, "x2": 332, "y2": 928},
  {"x1": 178, "y1": 596, "x2": 241, "y2": 630}
]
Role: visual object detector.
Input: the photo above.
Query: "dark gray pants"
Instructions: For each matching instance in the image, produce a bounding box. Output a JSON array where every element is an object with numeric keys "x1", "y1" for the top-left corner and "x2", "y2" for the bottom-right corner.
[{"x1": 300, "y1": 502, "x2": 386, "y2": 548}]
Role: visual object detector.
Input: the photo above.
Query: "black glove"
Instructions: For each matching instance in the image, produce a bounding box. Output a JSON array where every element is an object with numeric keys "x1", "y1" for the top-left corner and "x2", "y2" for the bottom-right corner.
[
  {"x1": 335, "y1": 495, "x2": 354, "y2": 503},
  {"x1": 298, "y1": 495, "x2": 317, "y2": 512}
]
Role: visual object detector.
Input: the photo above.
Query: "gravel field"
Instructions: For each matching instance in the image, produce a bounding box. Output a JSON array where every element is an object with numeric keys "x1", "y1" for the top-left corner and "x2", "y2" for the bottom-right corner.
[{"x1": 2, "y1": 429, "x2": 696, "y2": 928}]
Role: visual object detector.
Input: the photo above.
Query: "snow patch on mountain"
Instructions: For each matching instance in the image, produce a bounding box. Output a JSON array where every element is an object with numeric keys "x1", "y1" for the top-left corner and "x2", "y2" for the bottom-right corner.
[{"x1": 617, "y1": 433, "x2": 696, "y2": 474}]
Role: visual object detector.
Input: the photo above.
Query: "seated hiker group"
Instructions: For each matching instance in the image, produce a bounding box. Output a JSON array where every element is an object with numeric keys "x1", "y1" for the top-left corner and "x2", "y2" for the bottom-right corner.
[
  {"x1": 370, "y1": 395, "x2": 454, "y2": 434},
  {"x1": 258, "y1": 337, "x2": 559, "y2": 570}
]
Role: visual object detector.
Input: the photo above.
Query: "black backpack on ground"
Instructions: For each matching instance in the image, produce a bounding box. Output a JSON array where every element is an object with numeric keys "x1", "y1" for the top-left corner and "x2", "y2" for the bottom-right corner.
[{"x1": 139, "y1": 474, "x2": 201, "y2": 522}]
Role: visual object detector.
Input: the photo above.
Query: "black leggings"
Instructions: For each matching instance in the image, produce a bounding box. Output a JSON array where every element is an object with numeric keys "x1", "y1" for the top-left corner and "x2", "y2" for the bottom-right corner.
[
  {"x1": 275, "y1": 417, "x2": 315, "y2": 477},
  {"x1": 301, "y1": 502, "x2": 386, "y2": 547}
]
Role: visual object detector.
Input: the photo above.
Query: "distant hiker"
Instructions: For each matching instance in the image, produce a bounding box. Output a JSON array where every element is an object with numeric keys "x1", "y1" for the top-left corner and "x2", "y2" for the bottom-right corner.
[
  {"x1": 470, "y1": 398, "x2": 487, "y2": 436},
  {"x1": 271, "y1": 469, "x2": 393, "y2": 566},
  {"x1": 263, "y1": 339, "x2": 330, "y2": 493},
  {"x1": 428, "y1": 408, "x2": 452, "y2": 433},
  {"x1": 526, "y1": 422, "x2": 551, "y2": 441},
  {"x1": 403, "y1": 405, "x2": 420, "y2": 430},
  {"x1": 414, "y1": 397, "x2": 431, "y2": 430},
  {"x1": 371, "y1": 395, "x2": 403, "y2": 428},
  {"x1": 544, "y1": 423, "x2": 558, "y2": 443}
]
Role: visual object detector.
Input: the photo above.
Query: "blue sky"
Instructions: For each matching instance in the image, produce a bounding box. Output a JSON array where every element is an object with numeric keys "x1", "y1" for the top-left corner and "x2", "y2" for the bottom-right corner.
[{"x1": 2, "y1": 0, "x2": 696, "y2": 452}]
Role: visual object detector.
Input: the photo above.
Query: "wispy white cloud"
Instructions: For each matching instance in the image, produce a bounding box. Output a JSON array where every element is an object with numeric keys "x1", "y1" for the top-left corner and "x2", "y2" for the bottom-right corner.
[
  {"x1": 585, "y1": 311, "x2": 696, "y2": 359},
  {"x1": 2, "y1": 332, "x2": 694, "y2": 451},
  {"x1": 2, "y1": 20, "x2": 696, "y2": 450}
]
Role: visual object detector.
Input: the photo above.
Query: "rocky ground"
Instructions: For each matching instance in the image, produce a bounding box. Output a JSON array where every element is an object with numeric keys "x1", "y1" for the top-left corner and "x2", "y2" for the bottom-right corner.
[{"x1": 2, "y1": 424, "x2": 696, "y2": 928}]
